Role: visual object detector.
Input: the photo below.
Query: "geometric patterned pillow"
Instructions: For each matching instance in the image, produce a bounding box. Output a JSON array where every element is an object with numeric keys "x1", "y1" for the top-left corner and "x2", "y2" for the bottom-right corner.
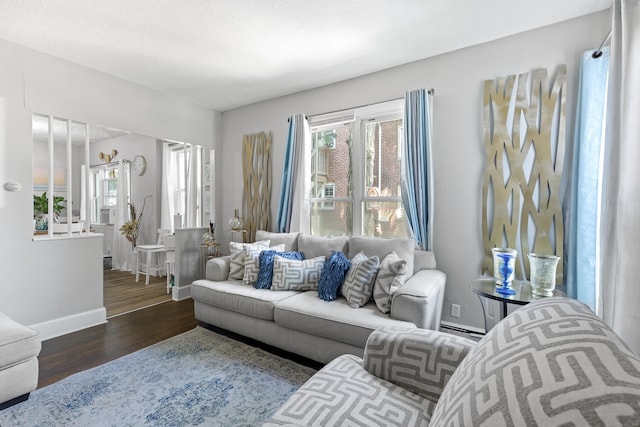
[
  {"x1": 271, "y1": 256, "x2": 325, "y2": 291},
  {"x1": 430, "y1": 297, "x2": 640, "y2": 426},
  {"x1": 254, "y1": 250, "x2": 304, "y2": 289},
  {"x1": 341, "y1": 252, "x2": 380, "y2": 308},
  {"x1": 242, "y1": 244, "x2": 285, "y2": 285},
  {"x1": 372, "y1": 251, "x2": 408, "y2": 314},
  {"x1": 363, "y1": 327, "x2": 476, "y2": 405},
  {"x1": 229, "y1": 240, "x2": 270, "y2": 280}
]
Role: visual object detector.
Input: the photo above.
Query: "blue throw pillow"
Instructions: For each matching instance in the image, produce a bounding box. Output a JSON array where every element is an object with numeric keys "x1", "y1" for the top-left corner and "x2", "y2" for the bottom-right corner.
[
  {"x1": 254, "y1": 250, "x2": 304, "y2": 289},
  {"x1": 318, "y1": 251, "x2": 351, "y2": 301}
]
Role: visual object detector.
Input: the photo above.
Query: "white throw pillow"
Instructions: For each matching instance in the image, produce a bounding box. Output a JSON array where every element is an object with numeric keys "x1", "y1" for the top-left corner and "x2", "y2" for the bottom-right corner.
[
  {"x1": 271, "y1": 256, "x2": 325, "y2": 291},
  {"x1": 243, "y1": 244, "x2": 285, "y2": 285},
  {"x1": 372, "y1": 251, "x2": 408, "y2": 314},
  {"x1": 229, "y1": 240, "x2": 270, "y2": 280}
]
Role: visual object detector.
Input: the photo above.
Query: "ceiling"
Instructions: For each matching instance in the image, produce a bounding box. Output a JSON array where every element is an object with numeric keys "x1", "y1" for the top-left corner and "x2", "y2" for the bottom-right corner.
[{"x1": 0, "y1": 0, "x2": 611, "y2": 112}]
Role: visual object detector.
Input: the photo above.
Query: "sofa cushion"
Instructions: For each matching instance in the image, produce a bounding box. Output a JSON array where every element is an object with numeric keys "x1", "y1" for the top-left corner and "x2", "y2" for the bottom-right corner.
[
  {"x1": 242, "y1": 243, "x2": 285, "y2": 285},
  {"x1": 317, "y1": 251, "x2": 351, "y2": 301},
  {"x1": 264, "y1": 354, "x2": 433, "y2": 427},
  {"x1": 256, "y1": 230, "x2": 300, "y2": 251},
  {"x1": 254, "y1": 250, "x2": 304, "y2": 289},
  {"x1": 190, "y1": 279, "x2": 300, "y2": 321},
  {"x1": 341, "y1": 253, "x2": 380, "y2": 308},
  {"x1": 297, "y1": 234, "x2": 349, "y2": 260},
  {"x1": 430, "y1": 297, "x2": 640, "y2": 426},
  {"x1": 349, "y1": 236, "x2": 416, "y2": 276},
  {"x1": 229, "y1": 240, "x2": 270, "y2": 280},
  {"x1": 271, "y1": 256, "x2": 325, "y2": 291},
  {"x1": 0, "y1": 312, "x2": 41, "y2": 369},
  {"x1": 372, "y1": 251, "x2": 408, "y2": 314},
  {"x1": 274, "y1": 291, "x2": 416, "y2": 348}
]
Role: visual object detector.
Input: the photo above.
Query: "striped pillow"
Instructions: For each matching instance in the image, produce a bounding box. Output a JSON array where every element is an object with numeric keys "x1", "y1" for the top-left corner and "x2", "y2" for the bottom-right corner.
[
  {"x1": 272, "y1": 256, "x2": 325, "y2": 291},
  {"x1": 341, "y1": 252, "x2": 380, "y2": 308}
]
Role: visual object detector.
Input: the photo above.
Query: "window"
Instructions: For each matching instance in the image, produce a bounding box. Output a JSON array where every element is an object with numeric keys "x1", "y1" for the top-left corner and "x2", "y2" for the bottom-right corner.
[
  {"x1": 166, "y1": 143, "x2": 203, "y2": 226},
  {"x1": 316, "y1": 183, "x2": 335, "y2": 210},
  {"x1": 309, "y1": 100, "x2": 409, "y2": 238}
]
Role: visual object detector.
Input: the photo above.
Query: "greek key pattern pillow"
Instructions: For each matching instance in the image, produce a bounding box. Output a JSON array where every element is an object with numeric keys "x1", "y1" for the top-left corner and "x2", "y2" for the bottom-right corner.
[
  {"x1": 341, "y1": 253, "x2": 380, "y2": 308},
  {"x1": 229, "y1": 240, "x2": 270, "y2": 280},
  {"x1": 430, "y1": 297, "x2": 640, "y2": 426},
  {"x1": 372, "y1": 251, "x2": 408, "y2": 314},
  {"x1": 363, "y1": 327, "x2": 476, "y2": 404},
  {"x1": 271, "y1": 256, "x2": 325, "y2": 291},
  {"x1": 243, "y1": 244, "x2": 285, "y2": 285},
  {"x1": 254, "y1": 250, "x2": 304, "y2": 289},
  {"x1": 265, "y1": 354, "x2": 433, "y2": 427}
]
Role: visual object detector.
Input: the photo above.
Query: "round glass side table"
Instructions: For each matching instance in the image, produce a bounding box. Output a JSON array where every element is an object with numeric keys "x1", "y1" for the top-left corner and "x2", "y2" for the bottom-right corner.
[{"x1": 470, "y1": 277, "x2": 566, "y2": 332}]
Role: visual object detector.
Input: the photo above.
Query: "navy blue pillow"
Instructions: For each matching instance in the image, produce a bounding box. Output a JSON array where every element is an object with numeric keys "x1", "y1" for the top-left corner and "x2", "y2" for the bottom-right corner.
[
  {"x1": 254, "y1": 250, "x2": 304, "y2": 289},
  {"x1": 318, "y1": 251, "x2": 351, "y2": 301}
]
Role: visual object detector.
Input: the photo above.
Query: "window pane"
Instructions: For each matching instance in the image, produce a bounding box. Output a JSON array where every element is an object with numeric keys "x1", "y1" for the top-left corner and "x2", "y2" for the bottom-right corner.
[
  {"x1": 311, "y1": 201, "x2": 353, "y2": 236},
  {"x1": 311, "y1": 124, "x2": 353, "y2": 203},
  {"x1": 364, "y1": 118, "x2": 403, "y2": 197},
  {"x1": 362, "y1": 200, "x2": 408, "y2": 238}
]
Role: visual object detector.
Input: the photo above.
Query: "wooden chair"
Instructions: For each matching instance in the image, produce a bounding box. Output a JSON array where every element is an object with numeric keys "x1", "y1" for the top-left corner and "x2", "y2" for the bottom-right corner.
[{"x1": 135, "y1": 229, "x2": 171, "y2": 285}]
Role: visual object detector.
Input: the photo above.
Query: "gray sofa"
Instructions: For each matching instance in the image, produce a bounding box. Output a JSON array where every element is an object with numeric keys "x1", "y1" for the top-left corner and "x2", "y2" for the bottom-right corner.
[
  {"x1": 265, "y1": 297, "x2": 640, "y2": 426},
  {"x1": 191, "y1": 231, "x2": 446, "y2": 364}
]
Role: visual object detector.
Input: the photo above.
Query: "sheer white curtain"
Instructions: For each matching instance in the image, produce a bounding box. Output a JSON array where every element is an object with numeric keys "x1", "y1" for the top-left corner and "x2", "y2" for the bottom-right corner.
[
  {"x1": 185, "y1": 144, "x2": 198, "y2": 227},
  {"x1": 601, "y1": 0, "x2": 640, "y2": 354},
  {"x1": 161, "y1": 143, "x2": 177, "y2": 231},
  {"x1": 111, "y1": 160, "x2": 133, "y2": 271}
]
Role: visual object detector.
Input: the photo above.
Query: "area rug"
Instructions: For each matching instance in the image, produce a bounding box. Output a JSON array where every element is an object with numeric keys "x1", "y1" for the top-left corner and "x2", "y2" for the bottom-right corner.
[{"x1": 0, "y1": 327, "x2": 317, "y2": 426}]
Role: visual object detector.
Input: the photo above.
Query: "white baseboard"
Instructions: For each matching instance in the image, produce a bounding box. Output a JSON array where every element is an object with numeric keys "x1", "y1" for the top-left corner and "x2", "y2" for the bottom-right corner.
[
  {"x1": 30, "y1": 307, "x2": 107, "y2": 341},
  {"x1": 172, "y1": 284, "x2": 192, "y2": 301},
  {"x1": 440, "y1": 320, "x2": 486, "y2": 336}
]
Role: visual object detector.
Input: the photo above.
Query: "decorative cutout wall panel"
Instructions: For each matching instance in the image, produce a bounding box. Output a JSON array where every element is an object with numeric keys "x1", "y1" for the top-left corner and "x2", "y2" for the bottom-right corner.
[
  {"x1": 242, "y1": 131, "x2": 272, "y2": 242},
  {"x1": 482, "y1": 66, "x2": 566, "y2": 283}
]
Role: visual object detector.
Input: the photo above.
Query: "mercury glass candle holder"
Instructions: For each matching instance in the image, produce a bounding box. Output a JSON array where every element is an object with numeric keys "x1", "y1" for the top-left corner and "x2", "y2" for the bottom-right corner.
[{"x1": 528, "y1": 253, "x2": 560, "y2": 296}]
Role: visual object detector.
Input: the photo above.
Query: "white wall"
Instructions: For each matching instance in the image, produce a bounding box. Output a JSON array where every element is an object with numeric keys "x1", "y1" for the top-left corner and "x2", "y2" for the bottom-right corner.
[
  {"x1": 90, "y1": 134, "x2": 161, "y2": 246},
  {"x1": 219, "y1": 12, "x2": 609, "y2": 330},
  {"x1": 0, "y1": 38, "x2": 220, "y2": 339}
]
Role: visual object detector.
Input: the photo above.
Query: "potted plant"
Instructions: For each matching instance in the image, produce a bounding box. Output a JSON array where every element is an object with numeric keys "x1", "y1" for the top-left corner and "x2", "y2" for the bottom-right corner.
[{"x1": 33, "y1": 192, "x2": 65, "y2": 230}]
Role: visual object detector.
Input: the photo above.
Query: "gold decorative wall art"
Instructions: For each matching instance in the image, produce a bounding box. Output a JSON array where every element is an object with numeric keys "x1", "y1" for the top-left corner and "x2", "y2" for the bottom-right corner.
[
  {"x1": 242, "y1": 131, "x2": 272, "y2": 242},
  {"x1": 482, "y1": 66, "x2": 566, "y2": 284}
]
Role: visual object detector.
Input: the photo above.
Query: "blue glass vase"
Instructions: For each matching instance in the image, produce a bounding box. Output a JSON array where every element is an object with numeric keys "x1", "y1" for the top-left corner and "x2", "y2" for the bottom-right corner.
[{"x1": 495, "y1": 251, "x2": 516, "y2": 296}]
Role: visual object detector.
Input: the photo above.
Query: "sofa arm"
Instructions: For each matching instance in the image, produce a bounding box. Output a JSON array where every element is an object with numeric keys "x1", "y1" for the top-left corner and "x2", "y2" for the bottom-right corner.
[
  {"x1": 205, "y1": 256, "x2": 230, "y2": 281},
  {"x1": 390, "y1": 269, "x2": 446, "y2": 330},
  {"x1": 363, "y1": 327, "x2": 476, "y2": 404}
]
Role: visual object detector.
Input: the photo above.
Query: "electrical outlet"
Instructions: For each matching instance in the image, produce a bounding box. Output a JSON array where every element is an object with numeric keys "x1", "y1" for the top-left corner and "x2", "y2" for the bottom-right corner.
[{"x1": 451, "y1": 304, "x2": 461, "y2": 318}]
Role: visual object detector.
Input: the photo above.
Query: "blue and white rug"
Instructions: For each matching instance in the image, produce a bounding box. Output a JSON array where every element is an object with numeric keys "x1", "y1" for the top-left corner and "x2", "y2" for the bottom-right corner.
[{"x1": 0, "y1": 327, "x2": 317, "y2": 426}]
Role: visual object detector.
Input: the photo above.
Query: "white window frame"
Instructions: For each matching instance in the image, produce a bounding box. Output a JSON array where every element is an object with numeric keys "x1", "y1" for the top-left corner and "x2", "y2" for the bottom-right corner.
[{"x1": 309, "y1": 99, "x2": 405, "y2": 236}]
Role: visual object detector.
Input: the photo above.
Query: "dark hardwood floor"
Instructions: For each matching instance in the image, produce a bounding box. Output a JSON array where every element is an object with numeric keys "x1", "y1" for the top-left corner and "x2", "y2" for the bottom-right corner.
[{"x1": 38, "y1": 299, "x2": 198, "y2": 388}]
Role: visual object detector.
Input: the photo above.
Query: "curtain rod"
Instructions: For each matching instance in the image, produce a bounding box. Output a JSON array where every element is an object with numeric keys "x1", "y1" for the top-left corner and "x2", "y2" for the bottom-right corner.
[
  {"x1": 89, "y1": 159, "x2": 130, "y2": 168},
  {"x1": 592, "y1": 30, "x2": 611, "y2": 58},
  {"x1": 297, "y1": 89, "x2": 435, "y2": 122}
]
